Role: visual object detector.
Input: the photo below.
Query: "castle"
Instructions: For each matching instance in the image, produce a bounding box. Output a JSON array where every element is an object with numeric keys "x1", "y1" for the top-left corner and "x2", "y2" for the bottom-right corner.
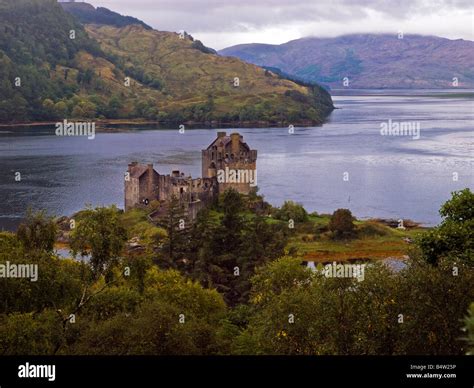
[{"x1": 125, "y1": 132, "x2": 257, "y2": 220}]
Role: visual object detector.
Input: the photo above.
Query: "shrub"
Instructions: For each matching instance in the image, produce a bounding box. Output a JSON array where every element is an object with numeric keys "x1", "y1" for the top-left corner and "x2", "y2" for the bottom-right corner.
[
  {"x1": 328, "y1": 208, "x2": 355, "y2": 239},
  {"x1": 274, "y1": 201, "x2": 309, "y2": 223}
]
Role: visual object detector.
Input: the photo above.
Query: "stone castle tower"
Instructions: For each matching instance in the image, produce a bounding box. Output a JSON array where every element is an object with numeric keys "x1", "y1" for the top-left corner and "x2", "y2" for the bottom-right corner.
[
  {"x1": 202, "y1": 132, "x2": 257, "y2": 194},
  {"x1": 125, "y1": 132, "x2": 257, "y2": 218}
]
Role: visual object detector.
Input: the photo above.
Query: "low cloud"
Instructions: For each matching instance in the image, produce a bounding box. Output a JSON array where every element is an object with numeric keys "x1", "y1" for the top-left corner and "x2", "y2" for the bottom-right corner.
[{"x1": 88, "y1": 0, "x2": 474, "y2": 49}]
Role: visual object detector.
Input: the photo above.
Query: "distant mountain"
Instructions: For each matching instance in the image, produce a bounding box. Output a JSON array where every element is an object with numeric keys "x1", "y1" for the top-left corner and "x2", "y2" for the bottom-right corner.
[
  {"x1": 0, "y1": 0, "x2": 333, "y2": 125},
  {"x1": 60, "y1": 1, "x2": 152, "y2": 30},
  {"x1": 220, "y1": 34, "x2": 474, "y2": 89}
]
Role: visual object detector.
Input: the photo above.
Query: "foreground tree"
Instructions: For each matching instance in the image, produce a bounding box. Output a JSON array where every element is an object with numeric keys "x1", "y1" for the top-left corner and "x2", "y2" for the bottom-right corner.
[
  {"x1": 191, "y1": 189, "x2": 244, "y2": 305},
  {"x1": 0, "y1": 232, "x2": 86, "y2": 315},
  {"x1": 396, "y1": 257, "x2": 474, "y2": 355},
  {"x1": 0, "y1": 310, "x2": 64, "y2": 355},
  {"x1": 68, "y1": 268, "x2": 227, "y2": 355},
  {"x1": 465, "y1": 303, "x2": 474, "y2": 355},
  {"x1": 17, "y1": 209, "x2": 57, "y2": 253},
  {"x1": 235, "y1": 255, "x2": 474, "y2": 355},
  {"x1": 190, "y1": 189, "x2": 288, "y2": 306},
  {"x1": 159, "y1": 195, "x2": 190, "y2": 270},
  {"x1": 418, "y1": 188, "x2": 474, "y2": 266},
  {"x1": 70, "y1": 205, "x2": 127, "y2": 277}
]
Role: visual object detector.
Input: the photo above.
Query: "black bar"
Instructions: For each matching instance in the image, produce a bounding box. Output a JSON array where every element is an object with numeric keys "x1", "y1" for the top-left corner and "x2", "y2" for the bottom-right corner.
[{"x1": 0, "y1": 356, "x2": 472, "y2": 387}]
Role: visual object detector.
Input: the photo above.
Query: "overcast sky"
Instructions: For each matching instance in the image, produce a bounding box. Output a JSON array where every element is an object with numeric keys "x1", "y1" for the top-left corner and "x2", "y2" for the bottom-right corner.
[{"x1": 87, "y1": 0, "x2": 474, "y2": 49}]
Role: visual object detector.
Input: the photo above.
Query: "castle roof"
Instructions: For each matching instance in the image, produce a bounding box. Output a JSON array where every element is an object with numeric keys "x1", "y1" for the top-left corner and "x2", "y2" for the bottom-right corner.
[
  {"x1": 208, "y1": 136, "x2": 231, "y2": 148},
  {"x1": 128, "y1": 163, "x2": 150, "y2": 179},
  {"x1": 206, "y1": 132, "x2": 251, "y2": 151}
]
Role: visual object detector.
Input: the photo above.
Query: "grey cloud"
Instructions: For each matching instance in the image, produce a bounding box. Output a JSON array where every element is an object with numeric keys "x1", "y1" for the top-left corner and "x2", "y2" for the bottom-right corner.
[
  {"x1": 89, "y1": 0, "x2": 473, "y2": 48},
  {"x1": 90, "y1": 0, "x2": 473, "y2": 32}
]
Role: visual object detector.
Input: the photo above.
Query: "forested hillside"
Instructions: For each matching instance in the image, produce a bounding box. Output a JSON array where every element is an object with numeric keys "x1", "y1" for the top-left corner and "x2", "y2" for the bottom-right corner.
[
  {"x1": 0, "y1": 0, "x2": 333, "y2": 125},
  {"x1": 60, "y1": 1, "x2": 152, "y2": 30},
  {"x1": 0, "y1": 0, "x2": 103, "y2": 122}
]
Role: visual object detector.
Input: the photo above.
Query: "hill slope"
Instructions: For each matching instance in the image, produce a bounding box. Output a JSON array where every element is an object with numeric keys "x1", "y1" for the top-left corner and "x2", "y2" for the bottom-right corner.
[
  {"x1": 0, "y1": 0, "x2": 333, "y2": 125},
  {"x1": 85, "y1": 24, "x2": 333, "y2": 123},
  {"x1": 60, "y1": 1, "x2": 152, "y2": 30},
  {"x1": 220, "y1": 34, "x2": 474, "y2": 89},
  {"x1": 0, "y1": 0, "x2": 104, "y2": 122}
]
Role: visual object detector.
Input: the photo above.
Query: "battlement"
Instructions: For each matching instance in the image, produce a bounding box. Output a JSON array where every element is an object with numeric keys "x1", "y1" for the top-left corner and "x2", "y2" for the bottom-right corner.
[
  {"x1": 125, "y1": 132, "x2": 257, "y2": 216},
  {"x1": 201, "y1": 132, "x2": 257, "y2": 194}
]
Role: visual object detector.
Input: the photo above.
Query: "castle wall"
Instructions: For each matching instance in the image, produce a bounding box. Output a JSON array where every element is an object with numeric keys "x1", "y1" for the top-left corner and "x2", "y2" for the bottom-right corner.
[
  {"x1": 125, "y1": 132, "x2": 256, "y2": 218},
  {"x1": 157, "y1": 175, "x2": 172, "y2": 202},
  {"x1": 125, "y1": 177, "x2": 140, "y2": 211},
  {"x1": 138, "y1": 170, "x2": 160, "y2": 204}
]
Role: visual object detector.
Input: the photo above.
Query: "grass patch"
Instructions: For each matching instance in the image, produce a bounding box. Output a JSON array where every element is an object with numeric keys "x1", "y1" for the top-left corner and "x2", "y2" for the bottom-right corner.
[{"x1": 286, "y1": 217, "x2": 426, "y2": 262}]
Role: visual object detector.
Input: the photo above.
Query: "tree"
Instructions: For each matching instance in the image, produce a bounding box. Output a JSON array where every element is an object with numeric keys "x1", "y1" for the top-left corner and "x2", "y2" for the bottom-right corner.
[
  {"x1": 70, "y1": 100, "x2": 97, "y2": 119},
  {"x1": 54, "y1": 101, "x2": 68, "y2": 117},
  {"x1": 465, "y1": 303, "x2": 474, "y2": 355},
  {"x1": 0, "y1": 230, "x2": 88, "y2": 315},
  {"x1": 273, "y1": 200, "x2": 308, "y2": 222},
  {"x1": 218, "y1": 189, "x2": 245, "y2": 253},
  {"x1": 236, "y1": 214, "x2": 287, "y2": 303},
  {"x1": 107, "y1": 95, "x2": 123, "y2": 118},
  {"x1": 189, "y1": 190, "x2": 288, "y2": 306},
  {"x1": 395, "y1": 256, "x2": 474, "y2": 355},
  {"x1": 328, "y1": 208, "x2": 355, "y2": 239},
  {"x1": 440, "y1": 188, "x2": 474, "y2": 222},
  {"x1": 77, "y1": 69, "x2": 94, "y2": 85},
  {"x1": 17, "y1": 209, "x2": 57, "y2": 253},
  {"x1": 42, "y1": 98, "x2": 56, "y2": 119},
  {"x1": 70, "y1": 206, "x2": 127, "y2": 277},
  {"x1": 212, "y1": 189, "x2": 245, "y2": 305},
  {"x1": 235, "y1": 255, "x2": 474, "y2": 355},
  {"x1": 0, "y1": 310, "x2": 64, "y2": 355},
  {"x1": 159, "y1": 196, "x2": 190, "y2": 270},
  {"x1": 10, "y1": 94, "x2": 28, "y2": 121},
  {"x1": 70, "y1": 268, "x2": 227, "y2": 355},
  {"x1": 188, "y1": 208, "x2": 220, "y2": 285},
  {"x1": 418, "y1": 188, "x2": 474, "y2": 266}
]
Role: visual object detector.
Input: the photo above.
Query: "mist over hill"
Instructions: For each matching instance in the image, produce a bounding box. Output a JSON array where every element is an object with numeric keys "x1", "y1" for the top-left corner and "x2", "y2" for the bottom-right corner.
[{"x1": 220, "y1": 34, "x2": 474, "y2": 89}]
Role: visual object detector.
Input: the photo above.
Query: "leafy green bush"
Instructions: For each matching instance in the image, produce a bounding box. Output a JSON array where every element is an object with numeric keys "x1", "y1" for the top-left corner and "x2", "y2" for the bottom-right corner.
[{"x1": 274, "y1": 201, "x2": 309, "y2": 223}]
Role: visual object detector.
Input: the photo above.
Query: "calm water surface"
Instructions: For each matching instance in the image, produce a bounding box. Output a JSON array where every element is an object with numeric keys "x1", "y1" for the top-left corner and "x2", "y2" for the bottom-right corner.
[{"x1": 0, "y1": 90, "x2": 472, "y2": 230}]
